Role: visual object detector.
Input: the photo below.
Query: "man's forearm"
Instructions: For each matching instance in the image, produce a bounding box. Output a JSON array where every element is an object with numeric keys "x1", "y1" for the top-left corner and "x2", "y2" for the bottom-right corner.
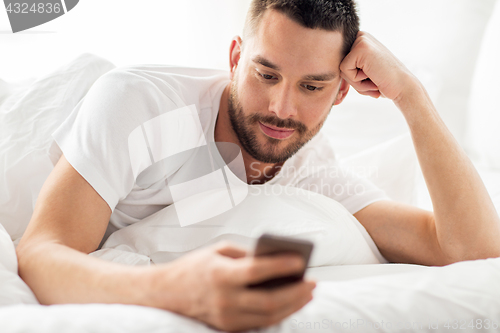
[
  {"x1": 394, "y1": 78, "x2": 500, "y2": 261},
  {"x1": 17, "y1": 242, "x2": 165, "y2": 308},
  {"x1": 17, "y1": 240, "x2": 315, "y2": 332}
]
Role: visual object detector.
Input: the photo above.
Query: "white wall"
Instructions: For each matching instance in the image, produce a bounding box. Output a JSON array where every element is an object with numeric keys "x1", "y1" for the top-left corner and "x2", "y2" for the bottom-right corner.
[
  {"x1": 325, "y1": 0, "x2": 497, "y2": 156},
  {"x1": 0, "y1": 0, "x2": 252, "y2": 82}
]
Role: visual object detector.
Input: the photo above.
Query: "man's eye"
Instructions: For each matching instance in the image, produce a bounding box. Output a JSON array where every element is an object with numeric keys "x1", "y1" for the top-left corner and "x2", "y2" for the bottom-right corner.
[
  {"x1": 304, "y1": 84, "x2": 319, "y2": 91},
  {"x1": 260, "y1": 73, "x2": 275, "y2": 80}
]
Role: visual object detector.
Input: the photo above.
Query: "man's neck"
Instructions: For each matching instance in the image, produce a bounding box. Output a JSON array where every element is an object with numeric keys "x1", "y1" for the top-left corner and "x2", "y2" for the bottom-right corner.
[{"x1": 214, "y1": 84, "x2": 283, "y2": 185}]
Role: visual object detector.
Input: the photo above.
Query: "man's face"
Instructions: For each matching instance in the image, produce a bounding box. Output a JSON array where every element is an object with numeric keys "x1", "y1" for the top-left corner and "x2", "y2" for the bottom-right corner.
[{"x1": 227, "y1": 9, "x2": 348, "y2": 164}]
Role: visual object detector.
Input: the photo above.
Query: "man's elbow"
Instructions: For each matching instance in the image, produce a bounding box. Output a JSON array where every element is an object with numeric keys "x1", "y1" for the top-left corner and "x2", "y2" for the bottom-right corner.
[
  {"x1": 16, "y1": 238, "x2": 39, "y2": 272},
  {"x1": 16, "y1": 236, "x2": 57, "y2": 274}
]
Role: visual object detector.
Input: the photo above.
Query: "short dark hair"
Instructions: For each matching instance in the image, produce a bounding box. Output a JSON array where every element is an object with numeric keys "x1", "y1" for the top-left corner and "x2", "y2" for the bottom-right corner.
[{"x1": 243, "y1": 0, "x2": 359, "y2": 57}]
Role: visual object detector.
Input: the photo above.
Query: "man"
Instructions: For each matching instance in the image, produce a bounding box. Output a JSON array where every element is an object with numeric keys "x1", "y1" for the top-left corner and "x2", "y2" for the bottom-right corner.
[{"x1": 16, "y1": 0, "x2": 500, "y2": 332}]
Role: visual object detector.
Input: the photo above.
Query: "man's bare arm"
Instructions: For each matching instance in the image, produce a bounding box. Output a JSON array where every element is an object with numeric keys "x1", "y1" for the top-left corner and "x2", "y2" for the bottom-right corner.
[
  {"x1": 17, "y1": 154, "x2": 152, "y2": 305},
  {"x1": 16, "y1": 154, "x2": 314, "y2": 332},
  {"x1": 353, "y1": 201, "x2": 448, "y2": 265},
  {"x1": 342, "y1": 31, "x2": 500, "y2": 265}
]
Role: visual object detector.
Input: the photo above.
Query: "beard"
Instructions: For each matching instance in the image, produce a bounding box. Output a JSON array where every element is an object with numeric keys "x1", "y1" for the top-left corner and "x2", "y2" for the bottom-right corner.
[{"x1": 227, "y1": 72, "x2": 330, "y2": 164}]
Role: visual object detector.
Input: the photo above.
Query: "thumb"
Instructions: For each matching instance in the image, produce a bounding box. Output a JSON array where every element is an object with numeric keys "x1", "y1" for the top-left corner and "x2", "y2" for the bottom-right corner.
[{"x1": 213, "y1": 240, "x2": 248, "y2": 259}]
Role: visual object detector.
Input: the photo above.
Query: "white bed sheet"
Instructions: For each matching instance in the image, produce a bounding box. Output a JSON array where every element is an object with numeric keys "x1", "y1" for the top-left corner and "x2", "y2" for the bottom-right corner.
[{"x1": 0, "y1": 259, "x2": 499, "y2": 333}]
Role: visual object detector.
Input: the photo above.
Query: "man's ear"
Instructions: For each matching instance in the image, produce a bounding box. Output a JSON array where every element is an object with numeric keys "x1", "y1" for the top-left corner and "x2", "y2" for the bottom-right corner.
[
  {"x1": 229, "y1": 36, "x2": 243, "y2": 80},
  {"x1": 333, "y1": 78, "x2": 350, "y2": 106}
]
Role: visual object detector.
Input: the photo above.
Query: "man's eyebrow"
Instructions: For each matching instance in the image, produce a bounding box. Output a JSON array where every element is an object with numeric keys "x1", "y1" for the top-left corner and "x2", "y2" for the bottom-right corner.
[
  {"x1": 303, "y1": 72, "x2": 337, "y2": 82},
  {"x1": 252, "y1": 55, "x2": 280, "y2": 70},
  {"x1": 252, "y1": 55, "x2": 337, "y2": 82}
]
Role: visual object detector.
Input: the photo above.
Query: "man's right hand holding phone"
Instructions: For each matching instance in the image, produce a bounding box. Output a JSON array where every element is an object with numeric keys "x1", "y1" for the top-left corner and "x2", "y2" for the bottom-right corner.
[{"x1": 147, "y1": 240, "x2": 316, "y2": 332}]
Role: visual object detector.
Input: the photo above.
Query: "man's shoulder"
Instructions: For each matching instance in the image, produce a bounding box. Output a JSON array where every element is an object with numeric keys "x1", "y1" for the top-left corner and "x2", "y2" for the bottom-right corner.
[
  {"x1": 97, "y1": 65, "x2": 229, "y2": 108},
  {"x1": 103, "y1": 65, "x2": 229, "y2": 86},
  {"x1": 116, "y1": 64, "x2": 228, "y2": 77}
]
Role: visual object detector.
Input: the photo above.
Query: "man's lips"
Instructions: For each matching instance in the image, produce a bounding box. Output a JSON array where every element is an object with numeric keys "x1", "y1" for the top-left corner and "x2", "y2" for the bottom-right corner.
[{"x1": 258, "y1": 121, "x2": 295, "y2": 139}]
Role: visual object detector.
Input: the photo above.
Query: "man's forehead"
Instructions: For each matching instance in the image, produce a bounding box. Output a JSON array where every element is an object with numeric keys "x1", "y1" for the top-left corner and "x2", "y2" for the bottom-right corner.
[{"x1": 246, "y1": 9, "x2": 345, "y2": 72}]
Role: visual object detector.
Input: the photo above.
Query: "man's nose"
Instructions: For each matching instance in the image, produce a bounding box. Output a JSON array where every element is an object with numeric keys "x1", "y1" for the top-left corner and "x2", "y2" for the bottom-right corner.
[{"x1": 268, "y1": 82, "x2": 298, "y2": 119}]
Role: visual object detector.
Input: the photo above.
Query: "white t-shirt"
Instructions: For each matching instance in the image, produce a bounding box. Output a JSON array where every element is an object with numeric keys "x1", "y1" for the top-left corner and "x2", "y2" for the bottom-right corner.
[{"x1": 52, "y1": 65, "x2": 389, "y2": 230}]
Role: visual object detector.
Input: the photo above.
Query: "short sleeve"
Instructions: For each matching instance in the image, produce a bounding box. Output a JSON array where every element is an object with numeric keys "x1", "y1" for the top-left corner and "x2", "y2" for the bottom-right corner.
[
  {"x1": 52, "y1": 68, "x2": 181, "y2": 212},
  {"x1": 276, "y1": 131, "x2": 391, "y2": 215},
  {"x1": 324, "y1": 163, "x2": 391, "y2": 214},
  {"x1": 295, "y1": 162, "x2": 390, "y2": 215}
]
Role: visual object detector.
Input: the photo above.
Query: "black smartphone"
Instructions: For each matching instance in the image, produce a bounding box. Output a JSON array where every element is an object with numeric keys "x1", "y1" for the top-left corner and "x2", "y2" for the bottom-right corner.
[{"x1": 247, "y1": 233, "x2": 314, "y2": 289}]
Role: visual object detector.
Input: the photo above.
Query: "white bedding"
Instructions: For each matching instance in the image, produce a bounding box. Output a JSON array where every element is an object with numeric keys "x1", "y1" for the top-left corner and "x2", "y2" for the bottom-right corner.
[
  {"x1": 0, "y1": 53, "x2": 116, "y2": 243},
  {"x1": 1, "y1": 53, "x2": 500, "y2": 333},
  {"x1": 94, "y1": 184, "x2": 388, "y2": 266},
  {"x1": 1, "y1": 260, "x2": 500, "y2": 332},
  {"x1": 0, "y1": 224, "x2": 37, "y2": 306}
]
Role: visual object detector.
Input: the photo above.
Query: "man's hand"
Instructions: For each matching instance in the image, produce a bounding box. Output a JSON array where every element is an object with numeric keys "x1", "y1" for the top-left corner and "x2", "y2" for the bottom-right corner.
[
  {"x1": 148, "y1": 241, "x2": 316, "y2": 332},
  {"x1": 339, "y1": 31, "x2": 415, "y2": 101}
]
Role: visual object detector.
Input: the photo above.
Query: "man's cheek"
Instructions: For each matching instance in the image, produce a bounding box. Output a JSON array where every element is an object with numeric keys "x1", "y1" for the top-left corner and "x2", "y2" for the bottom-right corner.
[{"x1": 243, "y1": 85, "x2": 269, "y2": 112}]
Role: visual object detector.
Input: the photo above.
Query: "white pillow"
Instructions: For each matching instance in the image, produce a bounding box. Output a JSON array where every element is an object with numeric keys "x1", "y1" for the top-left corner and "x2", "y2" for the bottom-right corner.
[
  {"x1": 464, "y1": 0, "x2": 500, "y2": 169},
  {"x1": 98, "y1": 185, "x2": 388, "y2": 266},
  {"x1": 0, "y1": 223, "x2": 38, "y2": 305},
  {"x1": 0, "y1": 53, "x2": 115, "y2": 242}
]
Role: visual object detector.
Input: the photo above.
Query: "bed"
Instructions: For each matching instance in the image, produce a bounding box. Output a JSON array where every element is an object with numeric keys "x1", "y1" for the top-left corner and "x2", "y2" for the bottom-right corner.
[{"x1": 1, "y1": 53, "x2": 500, "y2": 333}]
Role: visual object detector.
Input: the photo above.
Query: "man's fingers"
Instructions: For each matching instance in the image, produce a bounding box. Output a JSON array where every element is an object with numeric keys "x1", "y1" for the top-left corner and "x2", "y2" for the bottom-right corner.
[
  {"x1": 361, "y1": 90, "x2": 381, "y2": 98},
  {"x1": 341, "y1": 73, "x2": 378, "y2": 91},
  {"x1": 339, "y1": 33, "x2": 376, "y2": 84},
  {"x1": 352, "y1": 87, "x2": 381, "y2": 98},
  {"x1": 341, "y1": 73, "x2": 380, "y2": 97},
  {"x1": 238, "y1": 293, "x2": 313, "y2": 330},
  {"x1": 236, "y1": 279, "x2": 316, "y2": 313},
  {"x1": 339, "y1": 47, "x2": 361, "y2": 82},
  {"x1": 261, "y1": 287, "x2": 314, "y2": 326},
  {"x1": 218, "y1": 254, "x2": 305, "y2": 286},
  {"x1": 212, "y1": 281, "x2": 316, "y2": 331},
  {"x1": 211, "y1": 307, "x2": 297, "y2": 332},
  {"x1": 354, "y1": 69, "x2": 368, "y2": 81},
  {"x1": 213, "y1": 241, "x2": 248, "y2": 259},
  {"x1": 355, "y1": 78, "x2": 378, "y2": 91},
  {"x1": 342, "y1": 67, "x2": 368, "y2": 83},
  {"x1": 242, "y1": 282, "x2": 315, "y2": 327}
]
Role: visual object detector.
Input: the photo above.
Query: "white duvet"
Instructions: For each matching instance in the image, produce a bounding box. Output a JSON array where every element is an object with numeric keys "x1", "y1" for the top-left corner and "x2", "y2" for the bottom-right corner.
[
  {"x1": 1, "y1": 53, "x2": 500, "y2": 333},
  {"x1": 2, "y1": 250, "x2": 500, "y2": 333}
]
